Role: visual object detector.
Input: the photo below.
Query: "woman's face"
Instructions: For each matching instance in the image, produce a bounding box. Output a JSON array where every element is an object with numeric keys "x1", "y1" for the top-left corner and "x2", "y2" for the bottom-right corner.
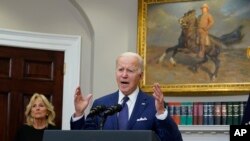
[{"x1": 31, "y1": 98, "x2": 48, "y2": 120}]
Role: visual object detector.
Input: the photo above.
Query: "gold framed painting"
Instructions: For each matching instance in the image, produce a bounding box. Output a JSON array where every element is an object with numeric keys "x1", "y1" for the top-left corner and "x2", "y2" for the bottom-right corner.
[{"x1": 137, "y1": 0, "x2": 250, "y2": 93}]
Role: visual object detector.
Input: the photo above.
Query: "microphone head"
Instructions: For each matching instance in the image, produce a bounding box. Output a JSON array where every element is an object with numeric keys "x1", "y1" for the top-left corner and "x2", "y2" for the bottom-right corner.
[
  {"x1": 88, "y1": 105, "x2": 107, "y2": 117},
  {"x1": 103, "y1": 104, "x2": 122, "y2": 116},
  {"x1": 112, "y1": 104, "x2": 122, "y2": 112}
]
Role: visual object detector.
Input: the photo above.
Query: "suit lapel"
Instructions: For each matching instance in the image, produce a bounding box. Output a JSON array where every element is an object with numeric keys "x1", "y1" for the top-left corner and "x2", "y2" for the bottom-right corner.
[
  {"x1": 127, "y1": 91, "x2": 148, "y2": 129},
  {"x1": 108, "y1": 114, "x2": 119, "y2": 130},
  {"x1": 106, "y1": 91, "x2": 119, "y2": 130}
]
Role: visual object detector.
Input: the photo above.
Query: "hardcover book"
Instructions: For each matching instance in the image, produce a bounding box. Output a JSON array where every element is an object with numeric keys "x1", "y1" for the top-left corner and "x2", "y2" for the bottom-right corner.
[
  {"x1": 214, "y1": 102, "x2": 222, "y2": 125},
  {"x1": 198, "y1": 102, "x2": 204, "y2": 125},
  {"x1": 232, "y1": 102, "x2": 240, "y2": 125},
  {"x1": 180, "y1": 102, "x2": 188, "y2": 125},
  {"x1": 193, "y1": 102, "x2": 198, "y2": 125},
  {"x1": 221, "y1": 102, "x2": 227, "y2": 125},
  {"x1": 227, "y1": 102, "x2": 233, "y2": 125},
  {"x1": 203, "y1": 102, "x2": 209, "y2": 125},
  {"x1": 207, "y1": 102, "x2": 214, "y2": 125},
  {"x1": 186, "y1": 102, "x2": 193, "y2": 125}
]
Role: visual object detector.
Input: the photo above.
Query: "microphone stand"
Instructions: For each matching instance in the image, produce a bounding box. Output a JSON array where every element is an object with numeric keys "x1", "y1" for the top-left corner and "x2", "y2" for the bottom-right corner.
[
  {"x1": 98, "y1": 104, "x2": 122, "y2": 130},
  {"x1": 99, "y1": 114, "x2": 107, "y2": 130}
]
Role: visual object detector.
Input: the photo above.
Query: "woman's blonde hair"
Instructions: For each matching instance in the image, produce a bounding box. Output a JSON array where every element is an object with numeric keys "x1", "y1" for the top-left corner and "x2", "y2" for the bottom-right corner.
[{"x1": 25, "y1": 93, "x2": 56, "y2": 126}]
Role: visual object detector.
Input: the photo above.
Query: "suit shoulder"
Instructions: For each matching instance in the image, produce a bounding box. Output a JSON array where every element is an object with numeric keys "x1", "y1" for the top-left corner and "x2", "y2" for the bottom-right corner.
[
  {"x1": 93, "y1": 91, "x2": 118, "y2": 105},
  {"x1": 139, "y1": 90, "x2": 155, "y2": 101}
]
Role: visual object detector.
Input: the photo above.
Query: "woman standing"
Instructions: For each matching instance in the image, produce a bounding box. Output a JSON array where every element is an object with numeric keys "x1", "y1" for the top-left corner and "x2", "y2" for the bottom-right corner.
[{"x1": 14, "y1": 93, "x2": 58, "y2": 141}]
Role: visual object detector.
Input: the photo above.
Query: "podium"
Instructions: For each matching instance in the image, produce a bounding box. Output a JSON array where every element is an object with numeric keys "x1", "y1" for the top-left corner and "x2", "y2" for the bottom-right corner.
[{"x1": 43, "y1": 130, "x2": 160, "y2": 141}]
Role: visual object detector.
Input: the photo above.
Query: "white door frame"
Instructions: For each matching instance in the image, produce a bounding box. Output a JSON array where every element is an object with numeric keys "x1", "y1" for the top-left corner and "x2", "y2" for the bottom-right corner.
[{"x1": 0, "y1": 28, "x2": 80, "y2": 129}]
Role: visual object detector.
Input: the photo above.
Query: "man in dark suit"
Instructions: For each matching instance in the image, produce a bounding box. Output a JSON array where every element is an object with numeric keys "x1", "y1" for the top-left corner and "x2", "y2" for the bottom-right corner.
[
  {"x1": 70, "y1": 52, "x2": 183, "y2": 141},
  {"x1": 242, "y1": 95, "x2": 250, "y2": 125}
]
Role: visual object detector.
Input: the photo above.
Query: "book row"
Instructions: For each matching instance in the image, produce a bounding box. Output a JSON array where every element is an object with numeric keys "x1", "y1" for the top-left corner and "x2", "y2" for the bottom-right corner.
[{"x1": 166, "y1": 101, "x2": 247, "y2": 125}]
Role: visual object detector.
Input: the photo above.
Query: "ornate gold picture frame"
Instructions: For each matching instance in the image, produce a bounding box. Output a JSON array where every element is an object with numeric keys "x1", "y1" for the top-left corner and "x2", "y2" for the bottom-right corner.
[{"x1": 137, "y1": 0, "x2": 250, "y2": 93}]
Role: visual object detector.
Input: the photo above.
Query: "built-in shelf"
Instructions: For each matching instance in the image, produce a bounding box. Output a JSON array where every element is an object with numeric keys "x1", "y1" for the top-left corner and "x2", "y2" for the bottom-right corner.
[{"x1": 179, "y1": 125, "x2": 229, "y2": 134}]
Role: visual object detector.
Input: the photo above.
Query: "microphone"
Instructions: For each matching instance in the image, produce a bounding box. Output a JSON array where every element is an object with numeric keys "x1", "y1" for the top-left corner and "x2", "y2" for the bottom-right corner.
[
  {"x1": 88, "y1": 105, "x2": 107, "y2": 117},
  {"x1": 103, "y1": 104, "x2": 122, "y2": 116}
]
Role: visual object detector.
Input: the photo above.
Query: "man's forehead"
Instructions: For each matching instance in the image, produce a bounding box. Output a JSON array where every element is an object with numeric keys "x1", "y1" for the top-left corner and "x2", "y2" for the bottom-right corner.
[
  {"x1": 118, "y1": 57, "x2": 138, "y2": 64},
  {"x1": 117, "y1": 64, "x2": 138, "y2": 68}
]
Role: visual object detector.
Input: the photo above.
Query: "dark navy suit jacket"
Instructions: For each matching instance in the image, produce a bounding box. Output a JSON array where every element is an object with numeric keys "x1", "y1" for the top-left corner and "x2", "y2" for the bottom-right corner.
[
  {"x1": 71, "y1": 90, "x2": 183, "y2": 141},
  {"x1": 241, "y1": 94, "x2": 250, "y2": 125}
]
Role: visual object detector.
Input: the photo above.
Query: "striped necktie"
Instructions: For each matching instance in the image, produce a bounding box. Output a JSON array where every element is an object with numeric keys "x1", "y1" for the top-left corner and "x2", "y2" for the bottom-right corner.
[{"x1": 118, "y1": 96, "x2": 129, "y2": 130}]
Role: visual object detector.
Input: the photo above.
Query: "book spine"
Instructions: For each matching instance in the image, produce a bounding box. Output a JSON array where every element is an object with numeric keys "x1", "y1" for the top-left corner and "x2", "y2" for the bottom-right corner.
[
  {"x1": 221, "y1": 102, "x2": 227, "y2": 125},
  {"x1": 180, "y1": 102, "x2": 188, "y2": 125},
  {"x1": 232, "y1": 102, "x2": 240, "y2": 125},
  {"x1": 198, "y1": 102, "x2": 203, "y2": 125},
  {"x1": 174, "y1": 102, "x2": 181, "y2": 125},
  {"x1": 214, "y1": 102, "x2": 221, "y2": 125},
  {"x1": 227, "y1": 102, "x2": 233, "y2": 125},
  {"x1": 239, "y1": 101, "x2": 244, "y2": 124},
  {"x1": 193, "y1": 102, "x2": 198, "y2": 125},
  {"x1": 186, "y1": 102, "x2": 193, "y2": 125},
  {"x1": 167, "y1": 102, "x2": 175, "y2": 118},
  {"x1": 207, "y1": 102, "x2": 214, "y2": 125},
  {"x1": 203, "y1": 102, "x2": 208, "y2": 125}
]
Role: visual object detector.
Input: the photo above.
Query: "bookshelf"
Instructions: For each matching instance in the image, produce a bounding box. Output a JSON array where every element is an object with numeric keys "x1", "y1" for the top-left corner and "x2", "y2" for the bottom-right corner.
[
  {"x1": 164, "y1": 94, "x2": 249, "y2": 134},
  {"x1": 166, "y1": 101, "x2": 246, "y2": 125},
  {"x1": 179, "y1": 125, "x2": 230, "y2": 141},
  {"x1": 179, "y1": 125, "x2": 229, "y2": 134}
]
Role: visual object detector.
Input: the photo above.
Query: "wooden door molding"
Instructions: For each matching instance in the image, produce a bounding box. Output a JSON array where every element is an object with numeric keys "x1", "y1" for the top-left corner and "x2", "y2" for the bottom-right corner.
[{"x1": 0, "y1": 28, "x2": 81, "y2": 129}]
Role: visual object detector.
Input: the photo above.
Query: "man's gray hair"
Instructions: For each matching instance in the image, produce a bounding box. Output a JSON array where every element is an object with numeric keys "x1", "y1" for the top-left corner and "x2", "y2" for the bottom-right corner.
[{"x1": 116, "y1": 52, "x2": 144, "y2": 73}]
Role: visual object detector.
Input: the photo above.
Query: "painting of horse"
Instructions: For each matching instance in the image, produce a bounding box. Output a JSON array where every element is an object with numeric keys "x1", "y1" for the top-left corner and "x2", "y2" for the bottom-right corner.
[
  {"x1": 157, "y1": 9, "x2": 244, "y2": 81},
  {"x1": 139, "y1": 0, "x2": 250, "y2": 91}
]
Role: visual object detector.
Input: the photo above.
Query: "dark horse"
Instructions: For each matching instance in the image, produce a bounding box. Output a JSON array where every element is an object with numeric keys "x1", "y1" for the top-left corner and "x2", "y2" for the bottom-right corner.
[{"x1": 158, "y1": 10, "x2": 243, "y2": 81}]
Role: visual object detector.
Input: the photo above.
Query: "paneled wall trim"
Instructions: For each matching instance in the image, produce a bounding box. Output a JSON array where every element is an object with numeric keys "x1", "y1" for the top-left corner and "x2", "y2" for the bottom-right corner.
[{"x1": 0, "y1": 28, "x2": 81, "y2": 129}]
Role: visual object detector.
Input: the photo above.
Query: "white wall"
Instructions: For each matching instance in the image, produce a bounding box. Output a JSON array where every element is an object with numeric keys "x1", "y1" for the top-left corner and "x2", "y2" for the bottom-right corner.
[{"x1": 75, "y1": 0, "x2": 138, "y2": 99}]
